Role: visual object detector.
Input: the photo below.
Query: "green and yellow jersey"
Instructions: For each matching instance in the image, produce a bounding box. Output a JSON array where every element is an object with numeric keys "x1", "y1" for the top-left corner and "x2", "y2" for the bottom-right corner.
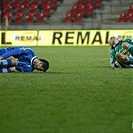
[{"x1": 110, "y1": 38, "x2": 133, "y2": 68}]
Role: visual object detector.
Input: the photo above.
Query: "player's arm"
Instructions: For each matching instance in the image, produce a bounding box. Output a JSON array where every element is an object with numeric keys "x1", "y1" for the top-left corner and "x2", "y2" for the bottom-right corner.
[
  {"x1": 0, "y1": 67, "x2": 16, "y2": 73},
  {"x1": 0, "y1": 56, "x2": 18, "y2": 68},
  {"x1": 0, "y1": 47, "x2": 30, "y2": 60},
  {"x1": 110, "y1": 49, "x2": 116, "y2": 67}
]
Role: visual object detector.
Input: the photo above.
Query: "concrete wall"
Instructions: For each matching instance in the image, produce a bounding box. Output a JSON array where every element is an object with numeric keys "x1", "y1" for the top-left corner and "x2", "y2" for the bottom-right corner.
[{"x1": 1, "y1": 22, "x2": 132, "y2": 30}]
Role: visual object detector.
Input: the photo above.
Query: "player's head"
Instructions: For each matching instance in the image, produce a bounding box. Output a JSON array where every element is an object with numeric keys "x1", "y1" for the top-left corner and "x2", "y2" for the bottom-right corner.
[
  {"x1": 39, "y1": 59, "x2": 49, "y2": 72},
  {"x1": 34, "y1": 58, "x2": 49, "y2": 72},
  {"x1": 109, "y1": 36, "x2": 119, "y2": 49}
]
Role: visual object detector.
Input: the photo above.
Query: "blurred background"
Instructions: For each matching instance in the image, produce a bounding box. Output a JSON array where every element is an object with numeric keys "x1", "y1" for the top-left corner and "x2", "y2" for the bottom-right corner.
[{"x1": 0, "y1": 0, "x2": 133, "y2": 30}]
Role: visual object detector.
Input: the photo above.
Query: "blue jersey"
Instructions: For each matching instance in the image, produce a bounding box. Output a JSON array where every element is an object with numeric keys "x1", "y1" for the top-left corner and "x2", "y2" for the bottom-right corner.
[{"x1": 0, "y1": 46, "x2": 37, "y2": 72}]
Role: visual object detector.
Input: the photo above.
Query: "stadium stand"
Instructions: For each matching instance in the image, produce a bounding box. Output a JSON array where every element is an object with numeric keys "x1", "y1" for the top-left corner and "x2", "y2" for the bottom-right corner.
[
  {"x1": 1, "y1": 0, "x2": 133, "y2": 30},
  {"x1": 118, "y1": 4, "x2": 133, "y2": 23}
]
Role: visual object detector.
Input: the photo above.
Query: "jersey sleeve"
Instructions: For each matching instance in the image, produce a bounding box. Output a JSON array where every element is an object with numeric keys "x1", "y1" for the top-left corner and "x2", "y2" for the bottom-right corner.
[
  {"x1": 123, "y1": 38, "x2": 133, "y2": 45},
  {"x1": 1, "y1": 47, "x2": 32, "y2": 59},
  {"x1": 15, "y1": 64, "x2": 33, "y2": 72}
]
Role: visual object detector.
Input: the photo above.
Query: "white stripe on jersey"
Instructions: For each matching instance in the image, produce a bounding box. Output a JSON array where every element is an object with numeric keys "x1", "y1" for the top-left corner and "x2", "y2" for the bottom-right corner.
[
  {"x1": 23, "y1": 47, "x2": 37, "y2": 65},
  {"x1": 2, "y1": 68, "x2": 8, "y2": 73}
]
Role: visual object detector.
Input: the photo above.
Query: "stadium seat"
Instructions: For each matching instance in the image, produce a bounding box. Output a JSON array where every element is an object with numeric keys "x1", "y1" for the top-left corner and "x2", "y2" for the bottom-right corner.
[
  {"x1": 4, "y1": 5, "x2": 12, "y2": 14},
  {"x1": 118, "y1": 17, "x2": 125, "y2": 22},
  {"x1": 21, "y1": 1, "x2": 29, "y2": 8},
  {"x1": 25, "y1": 12, "x2": 35, "y2": 23},
  {"x1": 36, "y1": 13, "x2": 45, "y2": 23},
  {"x1": 50, "y1": 1, "x2": 58, "y2": 9},
  {"x1": 42, "y1": 0, "x2": 49, "y2": 3},
  {"x1": 70, "y1": 5, "x2": 78, "y2": 17},
  {"x1": 16, "y1": 4, "x2": 26, "y2": 13},
  {"x1": 42, "y1": 5, "x2": 51, "y2": 17},
  {"x1": 77, "y1": 0, "x2": 84, "y2": 4},
  {"x1": 29, "y1": 4, "x2": 38, "y2": 12},
  {"x1": 93, "y1": 0, "x2": 101, "y2": 9},
  {"x1": 85, "y1": 4, "x2": 94, "y2": 17},
  {"x1": 125, "y1": 12, "x2": 133, "y2": 22},
  {"x1": 76, "y1": 2, "x2": 83, "y2": 9},
  {"x1": 129, "y1": 4, "x2": 133, "y2": 11},
  {"x1": 78, "y1": 5, "x2": 85, "y2": 16},
  {"x1": 74, "y1": 12, "x2": 83, "y2": 23},
  {"x1": 3, "y1": 2, "x2": 10, "y2": 8},
  {"x1": 126, "y1": 12, "x2": 133, "y2": 19},
  {"x1": 119, "y1": 13, "x2": 127, "y2": 19},
  {"x1": 31, "y1": 1, "x2": 39, "y2": 6},
  {"x1": 14, "y1": 12, "x2": 23, "y2": 23},
  {"x1": 125, "y1": 18, "x2": 132, "y2": 22},
  {"x1": 12, "y1": 1, "x2": 20, "y2": 8},
  {"x1": 64, "y1": 13, "x2": 73, "y2": 23}
]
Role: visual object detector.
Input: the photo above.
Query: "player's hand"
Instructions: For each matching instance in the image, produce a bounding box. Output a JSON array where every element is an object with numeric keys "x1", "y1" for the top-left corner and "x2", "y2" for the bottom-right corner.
[
  {"x1": 115, "y1": 60, "x2": 121, "y2": 68},
  {"x1": 0, "y1": 56, "x2": 3, "y2": 60}
]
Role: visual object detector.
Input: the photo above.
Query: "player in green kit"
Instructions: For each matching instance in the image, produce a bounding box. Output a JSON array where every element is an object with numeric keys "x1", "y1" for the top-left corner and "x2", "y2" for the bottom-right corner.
[{"x1": 109, "y1": 36, "x2": 133, "y2": 68}]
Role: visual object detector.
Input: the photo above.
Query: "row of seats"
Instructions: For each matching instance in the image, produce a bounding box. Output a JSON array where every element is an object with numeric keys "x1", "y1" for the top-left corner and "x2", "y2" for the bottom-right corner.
[
  {"x1": 1, "y1": 0, "x2": 103, "y2": 24},
  {"x1": 1, "y1": 0, "x2": 62, "y2": 23},
  {"x1": 64, "y1": 0, "x2": 103, "y2": 23},
  {"x1": 118, "y1": 4, "x2": 133, "y2": 22},
  {"x1": 1, "y1": 0, "x2": 132, "y2": 24}
]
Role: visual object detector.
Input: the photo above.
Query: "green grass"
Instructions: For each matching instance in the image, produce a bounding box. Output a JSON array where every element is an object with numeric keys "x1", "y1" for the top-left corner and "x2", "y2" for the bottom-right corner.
[{"x1": 0, "y1": 46, "x2": 132, "y2": 133}]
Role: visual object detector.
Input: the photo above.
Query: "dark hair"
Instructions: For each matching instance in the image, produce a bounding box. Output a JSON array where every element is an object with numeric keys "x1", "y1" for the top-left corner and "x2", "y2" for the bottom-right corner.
[{"x1": 39, "y1": 59, "x2": 49, "y2": 72}]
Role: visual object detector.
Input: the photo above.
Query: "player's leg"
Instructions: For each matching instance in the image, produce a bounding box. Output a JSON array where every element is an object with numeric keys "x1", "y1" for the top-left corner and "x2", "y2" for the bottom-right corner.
[
  {"x1": 122, "y1": 42, "x2": 133, "y2": 55},
  {"x1": 0, "y1": 56, "x2": 18, "y2": 68},
  {"x1": 122, "y1": 43, "x2": 133, "y2": 64},
  {"x1": 115, "y1": 52, "x2": 131, "y2": 68},
  {"x1": 0, "y1": 67, "x2": 16, "y2": 73}
]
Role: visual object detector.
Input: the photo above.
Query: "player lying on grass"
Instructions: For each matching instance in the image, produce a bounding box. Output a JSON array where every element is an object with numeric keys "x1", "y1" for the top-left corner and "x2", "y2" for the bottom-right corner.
[
  {"x1": 0, "y1": 46, "x2": 49, "y2": 73},
  {"x1": 109, "y1": 36, "x2": 133, "y2": 68}
]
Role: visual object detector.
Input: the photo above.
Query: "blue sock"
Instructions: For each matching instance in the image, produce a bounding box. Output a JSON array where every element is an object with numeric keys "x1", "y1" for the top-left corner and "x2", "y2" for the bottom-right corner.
[
  {"x1": 0, "y1": 59, "x2": 12, "y2": 68},
  {"x1": 0, "y1": 68, "x2": 12, "y2": 73}
]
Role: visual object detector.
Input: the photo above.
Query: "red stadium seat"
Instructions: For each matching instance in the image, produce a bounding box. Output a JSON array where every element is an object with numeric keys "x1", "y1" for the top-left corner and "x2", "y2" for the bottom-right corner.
[
  {"x1": 28, "y1": 4, "x2": 38, "y2": 15},
  {"x1": 85, "y1": 4, "x2": 94, "y2": 17},
  {"x1": 77, "y1": 0, "x2": 84, "y2": 4},
  {"x1": 42, "y1": 5, "x2": 51, "y2": 17},
  {"x1": 76, "y1": 2, "x2": 83, "y2": 9},
  {"x1": 126, "y1": 12, "x2": 133, "y2": 19},
  {"x1": 93, "y1": 0, "x2": 101, "y2": 9},
  {"x1": 4, "y1": 5, "x2": 12, "y2": 14},
  {"x1": 74, "y1": 12, "x2": 83, "y2": 23},
  {"x1": 22, "y1": 0, "x2": 29, "y2": 2},
  {"x1": 49, "y1": 0, "x2": 58, "y2": 9},
  {"x1": 118, "y1": 17, "x2": 125, "y2": 22},
  {"x1": 64, "y1": 13, "x2": 73, "y2": 23},
  {"x1": 25, "y1": 12, "x2": 34, "y2": 23},
  {"x1": 130, "y1": 4, "x2": 133, "y2": 11},
  {"x1": 36, "y1": 13, "x2": 45, "y2": 23},
  {"x1": 21, "y1": 1, "x2": 29, "y2": 8},
  {"x1": 119, "y1": 13, "x2": 127, "y2": 19},
  {"x1": 12, "y1": 1, "x2": 20, "y2": 8},
  {"x1": 32, "y1": 1, "x2": 39, "y2": 6},
  {"x1": 125, "y1": 18, "x2": 132, "y2": 22},
  {"x1": 78, "y1": 5, "x2": 85, "y2": 15},
  {"x1": 16, "y1": 4, "x2": 26, "y2": 13},
  {"x1": 14, "y1": 12, "x2": 23, "y2": 23},
  {"x1": 29, "y1": 4, "x2": 38, "y2": 11},
  {"x1": 118, "y1": 13, "x2": 127, "y2": 22},
  {"x1": 42, "y1": 0, "x2": 49, "y2": 3},
  {"x1": 70, "y1": 5, "x2": 78, "y2": 17}
]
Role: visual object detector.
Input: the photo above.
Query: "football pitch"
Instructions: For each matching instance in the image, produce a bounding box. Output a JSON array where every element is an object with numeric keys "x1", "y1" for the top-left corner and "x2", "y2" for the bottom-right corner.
[{"x1": 0, "y1": 46, "x2": 132, "y2": 133}]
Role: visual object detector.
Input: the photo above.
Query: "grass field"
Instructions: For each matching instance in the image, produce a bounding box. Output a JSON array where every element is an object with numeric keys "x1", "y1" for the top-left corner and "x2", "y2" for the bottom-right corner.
[{"x1": 0, "y1": 46, "x2": 132, "y2": 133}]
